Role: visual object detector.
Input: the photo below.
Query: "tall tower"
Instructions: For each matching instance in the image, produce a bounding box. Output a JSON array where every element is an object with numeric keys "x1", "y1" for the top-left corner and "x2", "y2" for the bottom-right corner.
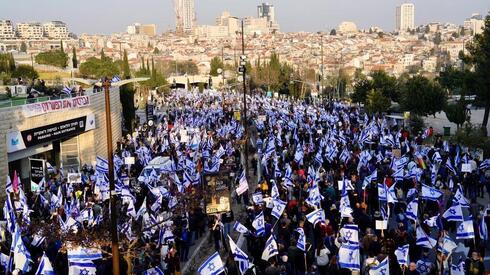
[
  {"x1": 174, "y1": 0, "x2": 195, "y2": 34},
  {"x1": 257, "y1": 3, "x2": 279, "y2": 32},
  {"x1": 396, "y1": 3, "x2": 415, "y2": 31}
]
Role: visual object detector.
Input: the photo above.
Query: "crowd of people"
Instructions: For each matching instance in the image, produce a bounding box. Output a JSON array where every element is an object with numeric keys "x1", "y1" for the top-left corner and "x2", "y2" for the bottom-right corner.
[{"x1": 1, "y1": 88, "x2": 490, "y2": 275}]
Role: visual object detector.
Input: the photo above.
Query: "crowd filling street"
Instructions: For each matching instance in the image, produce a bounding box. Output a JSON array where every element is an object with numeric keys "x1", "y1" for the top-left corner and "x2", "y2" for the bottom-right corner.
[{"x1": 1, "y1": 89, "x2": 490, "y2": 275}]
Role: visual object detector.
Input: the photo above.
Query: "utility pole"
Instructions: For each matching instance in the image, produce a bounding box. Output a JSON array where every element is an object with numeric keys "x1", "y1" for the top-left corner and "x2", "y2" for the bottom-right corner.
[
  {"x1": 320, "y1": 32, "x2": 324, "y2": 97},
  {"x1": 240, "y1": 19, "x2": 249, "y2": 180},
  {"x1": 102, "y1": 79, "x2": 120, "y2": 275}
]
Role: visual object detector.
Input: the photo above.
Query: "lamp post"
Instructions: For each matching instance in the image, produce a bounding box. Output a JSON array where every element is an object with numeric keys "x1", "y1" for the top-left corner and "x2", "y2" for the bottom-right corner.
[
  {"x1": 231, "y1": 16, "x2": 249, "y2": 180},
  {"x1": 101, "y1": 78, "x2": 120, "y2": 275}
]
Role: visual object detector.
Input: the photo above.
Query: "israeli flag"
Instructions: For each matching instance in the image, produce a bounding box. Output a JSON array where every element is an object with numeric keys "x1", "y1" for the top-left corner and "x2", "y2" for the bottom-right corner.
[
  {"x1": 198, "y1": 252, "x2": 225, "y2": 275},
  {"x1": 406, "y1": 198, "x2": 418, "y2": 221},
  {"x1": 252, "y1": 192, "x2": 263, "y2": 204},
  {"x1": 69, "y1": 260, "x2": 97, "y2": 275},
  {"x1": 294, "y1": 144, "x2": 304, "y2": 164},
  {"x1": 450, "y1": 260, "x2": 465, "y2": 275},
  {"x1": 456, "y1": 220, "x2": 475, "y2": 240},
  {"x1": 261, "y1": 235, "x2": 279, "y2": 261},
  {"x1": 424, "y1": 215, "x2": 441, "y2": 229},
  {"x1": 46, "y1": 162, "x2": 56, "y2": 174},
  {"x1": 62, "y1": 86, "x2": 72, "y2": 96},
  {"x1": 271, "y1": 180, "x2": 279, "y2": 199},
  {"x1": 479, "y1": 159, "x2": 490, "y2": 170},
  {"x1": 233, "y1": 221, "x2": 249, "y2": 234},
  {"x1": 340, "y1": 224, "x2": 359, "y2": 244},
  {"x1": 271, "y1": 198, "x2": 287, "y2": 220},
  {"x1": 438, "y1": 235, "x2": 457, "y2": 255},
  {"x1": 296, "y1": 227, "x2": 306, "y2": 251},
  {"x1": 12, "y1": 226, "x2": 32, "y2": 272},
  {"x1": 369, "y1": 256, "x2": 389, "y2": 275},
  {"x1": 453, "y1": 185, "x2": 470, "y2": 207},
  {"x1": 227, "y1": 235, "x2": 250, "y2": 275},
  {"x1": 338, "y1": 243, "x2": 360, "y2": 271},
  {"x1": 394, "y1": 244, "x2": 409, "y2": 267},
  {"x1": 421, "y1": 184, "x2": 442, "y2": 201},
  {"x1": 306, "y1": 185, "x2": 323, "y2": 208},
  {"x1": 95, "y1": 156, "x2": 109, "y2": 174},
  {"x1": 340, "y1": 180, "x2": 353, "y2": 218},
  {"x1": 306, "y1": 208, "x2": 324, "y2": 226},
  {"x1": 111, "y1": 75, "x2": 122, "y2": 83},
  {"x1": 480, "y1": 214, "x2": 488, "y2": 241},
  {"x1": 416, "y1": 226, "x2": 437, "y2": 248},
  {"x1": 143, "y1": 266, "x2": 164, "y2": 275},
  {"x1": 442, "y1": 203, "x2": 463, "y2": 222},
  {"x1": 67, "y1": 247, "x2": 103, "y2": 262},
  {"x1": 252, "y1": 212, "x2": 265, "y2": 236},
  {"x1": 35, "y1": 252, "x2": 54, "y2": 275}
]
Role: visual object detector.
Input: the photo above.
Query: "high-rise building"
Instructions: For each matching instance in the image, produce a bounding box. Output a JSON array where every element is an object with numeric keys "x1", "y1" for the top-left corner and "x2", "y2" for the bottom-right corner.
[
  {"x1": 43, "y1": 21, "x2": 69, "y2": 39},
  {"x1": 127, "y1": 23, "x2": 157, "y2": 36},
  {"x1": 0, "y1": 20, "x2": 16, "y2": 39},
  {"x1": 464, "y1": 13, "x2": 484, "y2": 35},
  {"x1": 396, "y1": 3, "x2": 415, "y2": 31},
  {"x1": 175, "y1": 0, "x2": 196, "y2": 34},
  {"x1": 257, "y1": 3, "x2": 279, "y2": 32},
  {"x1": 16, "y1": 22, "x2": 44, "y2": 39}
]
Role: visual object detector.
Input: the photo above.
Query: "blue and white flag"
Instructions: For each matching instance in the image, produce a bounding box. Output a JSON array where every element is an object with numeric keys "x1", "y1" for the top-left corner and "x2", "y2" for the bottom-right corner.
[
  {"x1": 453, "y1": 185, "x2": 470, "y2": 208},
  {"x1": 456, "y1": 220, "x2": 475, "y2": 240},
  {"x1": 12, "y1": 226, "x2": 32, "y2": 272},
  {"x1": 228, "y1": 235, "x2": 250, "y2": 275},
  {"x1": 35, "y1": 252, "x2": 54, "y2": 275},
  {"x1": 416, "y1": 226, "x2": 437, "y2": 248},
  {"x1": 271, "y1": 180, "x2": 280, "y2": 199},
  {"x1": 369, "y1": 256, "x2": 389, "y2": 275},
  {"x1": 67, "y1": 247, "x2": 103, "y2": 262},
  {"x1": 421, "y1": 184, "x2": 442, "y2": 201},
  {"x1": 378, "y1": 183, "x2": 387, "y2": 201},
  {"x1": 438, "y1": 235, "x2": 457, "y2": 255},
  {"x1": 68, "y1": 260, "x2": 96, "y2": 275},
  {"x1": 406, "y1": 198, "x2": 418, "y2": 221},
  {"x1": 296, "y1": 227, "x2": 306, "y2": 251},
  {"x1": 394, "y1": 244, "x2": 409, "y2": 267},
  {"x1": 340, "y1": 224, "x2": 359, "y2": 244},
  {"x1": 306, "y1": 208, "x2": 324, "y2": 226},
  {"x1": 198, "y1": 252, "x2": 225, "y2": 275},
  {"x1": 479, "y1": 159, "x2": 490, "y2": 170},
  {"x1": 111, "y1": 75, "x2": 122, "y2": 83},
  {"x1": 261, "y1": 234, "x2": 279, "y2": 261},
  {"x1": 62, "y1": 86, "x2": 72, "y2": 96},
  {"x1": 424, "y1": 215, "x2": 443, "y2": 230},
  {"x1": 338, "y1": 243, "x2": 360, "y2": 271},
  {"x1": 480, "y1": 215, "x2": 488, "y2": 241},
  {"x1": 252, "y1": 212, "x2": 265, "y2": 236},
  {"x1": 252, "y1": 192, "x2": 263, "y2": 205},
  {"x1": 233, "y1": 221, "x2": 249, "y2": 234},
  {"x1": 271, "y1": 198, "x2": 287, "y2": 220},
  {"x1": 340, "y1": 180, "x2": 353, "y2": 218},
  {"x1": 143, "y1": 266, "x2": 164, "y2": 275},
  {"x1": 95, "y1": 156, "x2": 109, "y2": 174},
  {"x1": 442, "y1": 203, "x2": 463, "y2": 222},
  {"x1": 450, "y1": 259, "x2": 465, "y2": 275},
  {"x1": 294, "y1": 144, "x2": 304, "y2": 164}
]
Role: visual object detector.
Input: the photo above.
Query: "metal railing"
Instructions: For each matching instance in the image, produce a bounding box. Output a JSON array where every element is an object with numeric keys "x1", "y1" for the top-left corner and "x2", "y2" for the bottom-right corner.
[{"x1": 0, "y1": 93, "x2": 80, "y2": 108}]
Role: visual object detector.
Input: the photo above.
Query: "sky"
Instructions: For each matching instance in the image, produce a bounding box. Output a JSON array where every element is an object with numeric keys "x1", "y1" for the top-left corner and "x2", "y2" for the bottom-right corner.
[{"x1": 1, "y1": 0, "x2": 489, "y2": 34}]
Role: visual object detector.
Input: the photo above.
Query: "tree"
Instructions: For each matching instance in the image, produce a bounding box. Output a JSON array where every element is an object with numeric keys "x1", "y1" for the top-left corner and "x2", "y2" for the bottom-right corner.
[
  {"x1": 365, "y1": 89, "x2": 391, "y2": 114},
  {"x1": 371, "y1": 70, "x2": 399, "y2": 102},
  {"x1": 79, "y1": 57, "x2": 120, "y2": 79},
  {"x1": 351, "y1": 79, "x2": 372, "y2": 103},
  {"x1": 11, "y1": 64, "x2": 38, "y2": 80},
  {"x1": 462, "y1": 13, "x2": 490, "y2": 134},
  {"x1": 209, "y1": 56, "x2": 224, "y2": 76},
  {"x1": 100, "y1": 49, "x2": 105, "y2": 59},
  {"x1": 445, "y1": 102, "x2": 469, "y2": 129},
  {"x1": 72, "y1": 48, "x2": 78, "y2": 69},
  {"x1": 330, "y1": 29, "x2": 337, "y2": 36},
  {"x1": 119, "y1": 84, "x2": 136, "y2": 133},
  {"x1": 399, "y1": 75, "x2": 447, "y2": 116},
  {"x1": 35, "y1": 50, "x2": 68, "y2": 68},
  {"x1": 153, "y1": 47, "x2": 160, "y2": 54},
  {"x1": 60, "y1": 40, "x2": 64, "y2": 53},
  {"x1": 20, "y1": 42, "x2": 27, "y2": 53},
  {"x1": 122, "y1": 50, "x2": 131, "y2": 79},
  {"x1": 433, "y1": 32, "x2": 442, "y2": 45}
]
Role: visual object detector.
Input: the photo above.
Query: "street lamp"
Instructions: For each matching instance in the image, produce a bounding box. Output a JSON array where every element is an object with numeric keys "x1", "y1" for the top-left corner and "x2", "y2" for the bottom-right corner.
[{"x1": 230, "y1": 16, "x2": 249, "y2": 181}]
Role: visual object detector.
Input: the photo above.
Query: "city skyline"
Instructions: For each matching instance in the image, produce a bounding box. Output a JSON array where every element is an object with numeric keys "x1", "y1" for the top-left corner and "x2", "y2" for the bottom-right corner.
[{"x1": 1, "y1": 0, "x2": 489, "y2": 35}]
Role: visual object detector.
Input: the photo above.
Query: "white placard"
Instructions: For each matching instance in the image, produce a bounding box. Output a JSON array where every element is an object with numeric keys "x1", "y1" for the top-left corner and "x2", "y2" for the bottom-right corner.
[
  {"x1": 461, "y1": 163, "x2": 472, "y2": 173},
  {"x1": 67, "y1": 173, "x2": 82, "y2": 184},
  {"x1": 338, "y1": 180, "x2": 353, "y2": 191},
  {"x1": 375, "y1": 220, "x2": 388, "y2": 230},
  {"x1": 124, "y1": 157, "x2": 135, "y2": 165}
]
